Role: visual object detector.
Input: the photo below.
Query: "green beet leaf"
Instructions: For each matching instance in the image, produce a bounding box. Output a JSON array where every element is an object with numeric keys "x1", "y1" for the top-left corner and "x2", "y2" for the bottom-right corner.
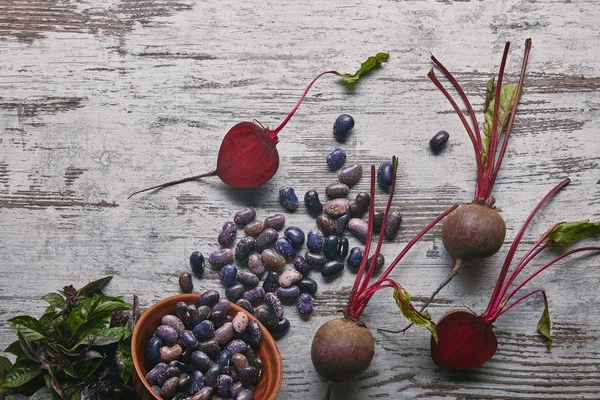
[
  {"x1": 546, "y1": 220, "x2": 600, "y2": 244},
  {"x1": 342, "y1": 52, "x2": 389, "y2": 85},
  {"x1": 537, "y1": 292, "x2": 552, "y2": 351},
  {"x1": 2, "y1": 360, "x2": 42, "y2": 388},
  {"x1": 392, "y1": 284, "x2": 438, "y2": 343}
]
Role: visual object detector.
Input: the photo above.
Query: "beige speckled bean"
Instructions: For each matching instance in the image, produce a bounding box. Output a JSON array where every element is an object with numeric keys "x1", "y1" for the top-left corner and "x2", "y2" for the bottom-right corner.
[
  {"x1": 324, "y1": 198, "x2": 349, "y2": 217},
  {"x1": 232, "y1": 311, "x2": 249, "y2": 334},
  {"x1": 278, "y1": 269, "x2": 303, "y2": 288},
  {"x1": 160, "y1": 344, "x2": 182, "y2": 363}
]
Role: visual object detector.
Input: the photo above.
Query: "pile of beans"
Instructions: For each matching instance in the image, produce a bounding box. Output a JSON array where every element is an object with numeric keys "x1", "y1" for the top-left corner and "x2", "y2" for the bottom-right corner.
[{"x1": 145, "y1": 291, "x2": 262, "y2": 400}]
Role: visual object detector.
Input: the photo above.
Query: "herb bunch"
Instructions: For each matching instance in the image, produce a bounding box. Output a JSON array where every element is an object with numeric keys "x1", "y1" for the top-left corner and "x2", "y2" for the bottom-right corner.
[{"x1": 0, "y1": 276, "x2": 137, "y2": 400}]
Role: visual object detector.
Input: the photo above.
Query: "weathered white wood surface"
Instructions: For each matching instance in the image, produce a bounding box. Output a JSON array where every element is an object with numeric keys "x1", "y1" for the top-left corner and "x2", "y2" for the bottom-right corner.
[{"x1": 1, "y1": 0, "x2": 600, "y2": 398}]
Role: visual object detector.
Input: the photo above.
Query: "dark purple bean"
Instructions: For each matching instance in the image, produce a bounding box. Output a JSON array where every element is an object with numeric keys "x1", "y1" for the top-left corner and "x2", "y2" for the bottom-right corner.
[
  {"x1": 261, "y1": 249, "x2": 286, "y2": 273},
  {"x1": 304, "y1": 190, "x2": 323, "y2": 216},
  {"x1": 347, "y1": 218, "x2": 368, "y2": 242},
  {"x1": 262, "y1": 271, "x2": 280, "y2": 293},
  {"x1": 224, "y1": 339, "x2": 248, "y2": 357},
  {"x1": 205, "y1": 364, "x2": 220, "y2": 388},
  {"x1": 209, "y1": 248, "x2": 234, "y2": 268},
  {"x1": 212, "y1": 298, "x2": 231, "y2": 315},
  {"x1": 306, "y1": 229, "x2": 324, "y2": 252},
  {"x1": 156, "y1": 364, "x2": 180, "y2": 386},
  {"x1": 216, "y1": 374, "x2": 234, "y2": 397},
  {"x1": 242, "y1": 286, "x2": 265, "y2": 305},
  {"x1": 236, "y1": 298, "x2": 254, "y2": 314},
  {"x1": 279, "y1": 186, "x2": 299, "y2": 210},
  {"x1": 169, "y1": 360, "x2": 187, "y2": 374},
  {"x1": 367, "y1": 253, "x2": 385, "y2": 271},
  {"x1": 269, "y1": 318, "x2": 290, "y2": 338},
  {"x1": 429, "y1": 130, "x2": 449, "y2": 151},
  {"x1": 190, "y1": 251, "x2": 205, "y2": 277},
  {"x1": 377, "y1": 161, "x2": 394, "y2": 188},
  {"x1": 325, "y1": 183, "x2": 350, "y2": 199},
  {"x1": 187, "y1": 304, "x2": 204, "y2": 326},
  {"x1": 180, "y1": 347, "x2": 193, "y2": 364},
  {"x1": 263, "y1": 213, "x2": 285, "y2": 230},
  {"x1": 219, "y1": 264, "x2": 238, "y2": 287},
  {"x1": 145, "y1": 362, "x2": 166, "y2": 385},
  {"x1": 245, "y1": 320, "x2": 262, "y2": 350},
  {"x1": 372, "y1": 209, "x2": 385, "y2": 233},
  {"x1": 253, "y1": 305, "x2": 279, "y2": 330},
  {"x1": 237, "y1": 388, "x2": 255, "y2": 400},
  {"x1": 305, "y1": 252, "x2": 327, "y2": 268},
  {"x1": 225, "y1": 282, "x2": 245, "y2": 302},
  {"x1": 191, "y1": 350, "x2": 212, "y2": 371},
  {"x1": 274, "y1": 237, "x2": 296, "y2": 259},
  {"x1": 179, "y1": 272, "x2": 193, "y2": 293},
  {"x1": 190, "y1": 387, "x2": 213, "y2": 400},
  {"x1": 240, "y1": 366, "x2": 257, "y2": 388},
  {"x1": 349, "y1": 192, "x2": 370, "y2": 217},
  {"x1": 177, "y1": 372, "x2": 190, "y2": 391},
  {"x1": 197, "y1": 305, "x2": 211, "y2": 321},
  {"x1": 192, "y1": 320, "x2": 214, "y2": 341},
  {"x1": 231, "y1": 353, "x2": 249, "y2": 376},
  {"x1": 154, "y1": 325, "x2": 178, "y2": 346},
  {"x1": 175, "y1": 301, "x2": 191, "y2": 327},
  {"x1": 145, "y1": 337, "x2": 162, "y2": 364},
  {"x1": 264, "y1": 292, "x2": 284, "y2": 319},
  {"x1": 317, "y1": 214, "x2": 348, "y2": 236},
  {"x1": 214, "y1": 322, "x2": 234, "y2": 344},
  {"x1": 218, "y1": 221, "x2": 237, "y2": 247},
  {"x1": 276, "y1": 285, "x2": 300, "y2": 301},
  {"x1": 337, "y1": 237, "x2": 349, "y2": 259},
  {"x1": 160, "y1": 376, "x2": 179, "y2": 398},
  {"x1": 338, "y1": 163, "x2": 363, "y2": 185},
  {"x1": 232, "y1": 381, "x2": 244, "y2": 398},
  {"x1": 189, "y1": 369, "x2": 206, "y2": 394},
  {"x1": 235, "y1": 236, "x2": 256, "y2": 263},
  {"x1": 217, "y1": 351, "x2": 230, "y2": 374},
  {"x1": 323, "y1": 235, "x2": 340, "y2": 260},
  {"x1": 247, "y1": 253, "x2": 265, "y2": 276},
  {"x1": 151, "y1": 385, "x2": 161, "y2": 396},
  {"x1": 197, "y1": 290, "x2": 220, "y2": 307},
  {"x1": 198, "y1": 340, "x2": 220, "y2": 357},
  {"x1": 284, "y1": 226, "x2": 305, "y2": 248},
  {"x1": 250, "y1": 357, "x2": 263, "y2": 382},
  {"x1": 385, "y1": 211, "x2": 402, "y2": 240},
  {"x1": 297, "y1": 293, "x2": 313, "y2": 316},
  {"x1": 244, "y1": 220, "x2": 264, "y2": 237},
  {"x1": 255, "y1": 228, "x2": 279, "y2": 252},
  {"x1": 181, "y1": 330, "x2": 198, "y2": 349},
  {"x1": 295, "y1": 278, "x2": 318, "y2": 295},
  {"x1": 234, "y1": 207, "x2": 256, "y2": 226},
  {"x1": 322, "y1": 260, "x2": 344, "y2": 278},
  {"x1": 333, "y1": 114, "x2": 354, "y2": 140},
  {"x1": 236, "y1": 270, "x2": 259, "y2": 288},
  {"x1": 292, "y1": 254, "x2": 311, "y2": 275},
  {"x1": 326, "y1": 148, "x2": 346, "y2": 170},
  {"x1": 347, "y1": 247, "x2": 364, "y2": 270}
]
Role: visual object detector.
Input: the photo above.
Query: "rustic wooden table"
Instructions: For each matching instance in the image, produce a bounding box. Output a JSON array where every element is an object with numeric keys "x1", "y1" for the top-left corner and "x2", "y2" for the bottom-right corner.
[{"x1": 1, "y1": 0, "x2": 599, "y2": 399}]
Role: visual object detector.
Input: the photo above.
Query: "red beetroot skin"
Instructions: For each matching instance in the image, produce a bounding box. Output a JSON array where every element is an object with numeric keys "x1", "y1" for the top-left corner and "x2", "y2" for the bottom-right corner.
[
  {"x1": 430, "y1": 309, "x2": 497, "y2": 370},
  {"x1": 216, "y1": 122, "x2": 279, "y2": 188}
]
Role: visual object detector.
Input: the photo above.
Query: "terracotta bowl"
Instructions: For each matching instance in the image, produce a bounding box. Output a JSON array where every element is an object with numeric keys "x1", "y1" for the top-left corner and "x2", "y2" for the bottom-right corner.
[{"x1": 131, "y1": 293, "x2": 283, "y2": 399}]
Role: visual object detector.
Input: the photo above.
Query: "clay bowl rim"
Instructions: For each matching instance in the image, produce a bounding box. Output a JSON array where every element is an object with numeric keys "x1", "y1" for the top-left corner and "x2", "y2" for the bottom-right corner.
[{"x1": 131, "y1": 293, "x2": 283, "y2": 399}]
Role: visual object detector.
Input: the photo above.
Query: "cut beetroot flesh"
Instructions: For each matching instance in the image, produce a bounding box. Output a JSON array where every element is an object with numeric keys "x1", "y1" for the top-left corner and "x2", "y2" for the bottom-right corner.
[{"x1": 431, "y1": 309, "x2": 497, "y2": 370}]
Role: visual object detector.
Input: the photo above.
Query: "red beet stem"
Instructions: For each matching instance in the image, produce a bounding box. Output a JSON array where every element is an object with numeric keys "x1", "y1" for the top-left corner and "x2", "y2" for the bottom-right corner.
[
  {"x1": 268, "y1": 70, "x2": 342, "y2": 138},
  {"x1": 427, "y1": 70, "x2": 484, "y2": 193},
  {"x1": 127, "y1": 170, "x2": 217, "y2": 199},
  {"x1": 483, "y1": 178, "x2": 570, "y2": 317},
  {"x1": 489, "y1": 39, "x2": 532, "y2": 187},
  {"x1": 492, "y1": 289, "x2": 546, "y2": 321},
  {"x1": 430, "y1": 55, "x2": 482, "y2": 150}
]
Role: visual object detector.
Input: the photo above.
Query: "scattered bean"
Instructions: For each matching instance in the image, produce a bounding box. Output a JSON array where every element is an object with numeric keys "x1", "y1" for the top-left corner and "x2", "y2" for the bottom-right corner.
[
  {"x1": 269, "y1": 318, "x2": 290, "y2": 338},
  {"x1": 306, "y1": 229, "x2": 324, "y2": 252},
  {"x1": 430, "y1": 130, "x2": 449, "y2": 151},
  {"x1": 191, "y1": 350, "x2": 212, "y2": 371},
  {"x1": 261, "y1": 249, "x2": 286, "y2": 273},
  {"x1": 160, "y1": 315, "x2": 185, "y2": 334},
  {"x1": 236, "y1": 298, "x2": 254, "y2": 314},
  {"x1": 232, "y1": 311, "x2": 248, "y2": 334},
  {"x1": 377, "y1": 161, "x2": 394, "y2": 188},
  {"x1": 316, "y1": 215, "x2": 346, "y2": 236},
  {"x1": 338, "y1": 163, "x2": 363, "y2": 185},
  {"x1": 219, "y1": 264, "x2": 238, "y2": 287},
  {"x1": 218, "y1": 221, "x2": 237, "y2": 247},
  {"x1": 346, "y1": 247, "x2": 364, "y2": 270},
  {"x1": 347, "y1": 218, "x2": 368, "y2": 242},
  {"x1": 323, "y1": 235, "x2": 340, "y2": 260},
  {"x1": 214, "y1": 322, "x2": 235, "y2": 344},
  {"x1": 256, "y1": 228, "x2": 279, "y2": 252},
  {"x1": 235, "y1": 236, "x2": 256, "y2": 263},
  {"x1": 325, "y1": 182, "x2": 350, "y2": 199},
  {"x1": 326, "y1": 148, "x2": 346, "y2": 169},
  {"x1": 385, "y1": 211, "x2": 402, "y2": 240},
  {"x1": 295, "y1": 278, "x2": 318, "y2": 295},
  {"x1": 189, "y1": 370, "x2": 206, "y2": 394},
  {"x1": 244, "y1": 220, "x2": 264, "y2": 237},
  {"x1": 192, "y1": 320, "x2": 214, "y2": 341},
  {"x1": 197, "y1": 290, "x2": 220, "y2": 308},
  {"x1": 367, "y1": 253, "x2": 385, "y2": 271},
  {"x1": 333, "y1": 114, "x2": 355, "y2": 140},
  {"x1": 181, "y1": 330, "x2": 198, "y2": 349},
  {"x1": 265, "y1": 292, "x2": 284, "y2": 319},
  {"x1": 243, "y1": 286, "x2": 266, "y2": 305},
  {"x1": 155, "y1": 325, "x2": 179, "y2": 346},
  {"x1": 263, "y1": 213, "x2": 286, "y2": 230},
  {"x1": 245, "y1": 320, "x2": 262, "y2": 349},
  {"x1": 279, "y1": 186, "x2": 299, "y2": 210},
  {"x1": 276, "y1": 285, "x2": 300, "y2": 301},
  {"x1": 274, "y1": 237, "x2": 296, "y2": 259},
  {"x1": 297, "y1": 293, "x2": 314, "y2": 316},
  {"x1": 234, "y1": 207, "x2": 256, "y2": 226},
  {"x1": 349, "y1": 192, "x2": 370, "y2": 217},
  {"x1": 292, "y1": 254, "x2": 311, "y2": 275},
  {"x1": 225, "y1": 282, "x2": 245, "y2": 302},
  {"x1": 322, "y1": 260, "x2": 344, "y2": 278},
  {"x1": 188, "y1": 304, "x2": 204, "y2": 326},
  {"x1": 189, "y1": 251, "x2": 206, "y2": 277},
  {"x1": 160, "y1": 344, "x2": 183, "y2": 363},
  {"x1": 325, "y1": 198, "x2": 349, "y2": 217},
  {"x1": 209, "y1": 248, "x2": 234, "y2": 268},
  {"x1": 284, "y1": 226, "x2": 305, "y2": 248},
  {"x1": 305, "y1": 252, "x2": 327, "y2": 268},
  {"x1": 262, "y1": 271, "x2": 280, "y2": 293},
  {"x1": 304, "y1": 190, "x2": 323, "y2": 215},
  {"x1": 146, "y1": 338, "x2": 162, "y2": 364},
  {"x1": 247, "y1": 253, "x2": 266, "y2": 276},
  {"x1": 236, "y1": 270, "x2": 259, "y2": 288},
  {"x1": 161, "y1": 376, "x2": 179, "y2": 398},
  {"x1": 372, "y1": 209, "x2": 385, "y2": 233},
  {"x1": 212, "y1": 298, "x2": 232, "y2": 315},
  {"x1": 337, "y1": 237, "x2": 349, "y2": 258}
]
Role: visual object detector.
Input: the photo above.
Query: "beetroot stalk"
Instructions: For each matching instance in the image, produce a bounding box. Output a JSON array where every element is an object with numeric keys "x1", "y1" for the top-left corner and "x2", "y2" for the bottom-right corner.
[
  {"x1": 128, "y1": 53, "x2": 389, "y2": 198},
  {"x1": 431, "y1": 179, "x2": 600, "y2": 370}
]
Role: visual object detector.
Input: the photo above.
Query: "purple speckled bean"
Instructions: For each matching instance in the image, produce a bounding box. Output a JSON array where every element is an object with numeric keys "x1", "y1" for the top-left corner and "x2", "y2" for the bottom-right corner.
[
  {"x1": 160, "y1": 376, "x2": 179, "y2": 398},
  {"x1": 264, "y1": 292, "x2": 284, "y2": 319},
  {"x1": 213, "y1": 322, "x2": 234, "y2": 344},
  {"x1": 236, "y1": 270, "x2": 259, "y2": 288},
  {"x1": 247, "y1": 253, "x2": 265, "y2": 276},
  {"x1": 218, "y1": 221, "x2": 237, "y2": 247},
  {"x1": 244, "y1": 220, "x2": 264, "y2": 237},
  {"x1": 264, "y1": 213, "x2": 285, "y2": 230},
  {"x1": 154, "y1": 325, "x2": 178, "y2": 346},
  {"x1": 160, "y1": 315, "x2": 185, "y2": 334},
  {"x1": 292, "y1": 254, "x2": 311, "y2": 275},
  {"x1": 347, "y1": 218, "x2": 368, "y2": 242},
  {"x1": 209, "y1": 248, "x2": 234, "y2": 268},
  {"x1": 235, "y1": 236, "x2": 256, "y2": 263},
  {"x1": 234, "y1": 207, "x2": 256, "y2": 226},
  {"x1": 385, "y1": 211, "x2": 402, "y2": 240},
  {"x1": 190, "y1": 386, "x2": 213, "y2": 400},
  {"x1": 297, "y1": 293, "x2": 314, "y2": 316},
  {"x1": 338, "y1": 163, "x2": 363, "y2": 185},
  {"x1": 242, "y1": 286, "x2": 265, "y2": 305}
]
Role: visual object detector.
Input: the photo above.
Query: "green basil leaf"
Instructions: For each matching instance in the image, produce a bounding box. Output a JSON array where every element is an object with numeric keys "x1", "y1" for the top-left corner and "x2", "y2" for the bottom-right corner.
[
  {"x1": 17, "y1": 332, "x2": 39, "y2": 362},
  {"x1": 0, "y1": 356, "x2": 12, "y2": 389},
  {"x1": 341, "y1": 52, "x2": 389, "y2": 85},
  {"x1": 41, "y1": 293, "x2": 67, "y2": 309},
  {"x1": 392, "y1": 284, "x2": 438, "y2": 343},
  {"x1": 545, "y1": 220, "x2": 600, "y2": 244},
  {"x1": 8, "y1": 316, "x2": 46, "y2": 341},
  {"x1": 2, "y1": 360, "x2": 42, "y2": 388},
  {"x1": 78, "y1": 352, "x2": 106, "y2": 380},
  {"x1": 73, "y1": 326, "x2": 132, "y2": 349},
  {"x1": 77, "y1": 276, "x2": 113, "y2": 298},
  {"x1": 4, "y1": 341, "x2": 21, "y2": 357},
  {"x1": 115, "y1": 341, "x2": 132, "y2": 383},
  {"x1": 93, "y1": 297, "x2": 131, "y2": 315},
  {"x1": 29, "y1": 386, "x2": 56, "y2": 400},
  {"x1": 68, "y1": 296, "x2": 102, "y2": 334},
  {"x1": 481, "y1": 83, "x2": 521, "y2": 167},
  {"x1": 537, "y1": 293, "x2": 552, "y2": 351}
]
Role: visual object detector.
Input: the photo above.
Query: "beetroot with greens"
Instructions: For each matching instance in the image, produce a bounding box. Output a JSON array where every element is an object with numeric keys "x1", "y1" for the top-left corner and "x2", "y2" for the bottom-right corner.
[
  {"x1": 311, "y1": 157, "x2": 458, "y2": 384},
  {"x1": 431, "y1": 178, "x2": 600, "y2": 370},
  {"x1": 128, "y1": 53, "x2": 389, "y2": 198},
  {"x1": 419, "y1": 39, "x2": 533, "y2": 310}
]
